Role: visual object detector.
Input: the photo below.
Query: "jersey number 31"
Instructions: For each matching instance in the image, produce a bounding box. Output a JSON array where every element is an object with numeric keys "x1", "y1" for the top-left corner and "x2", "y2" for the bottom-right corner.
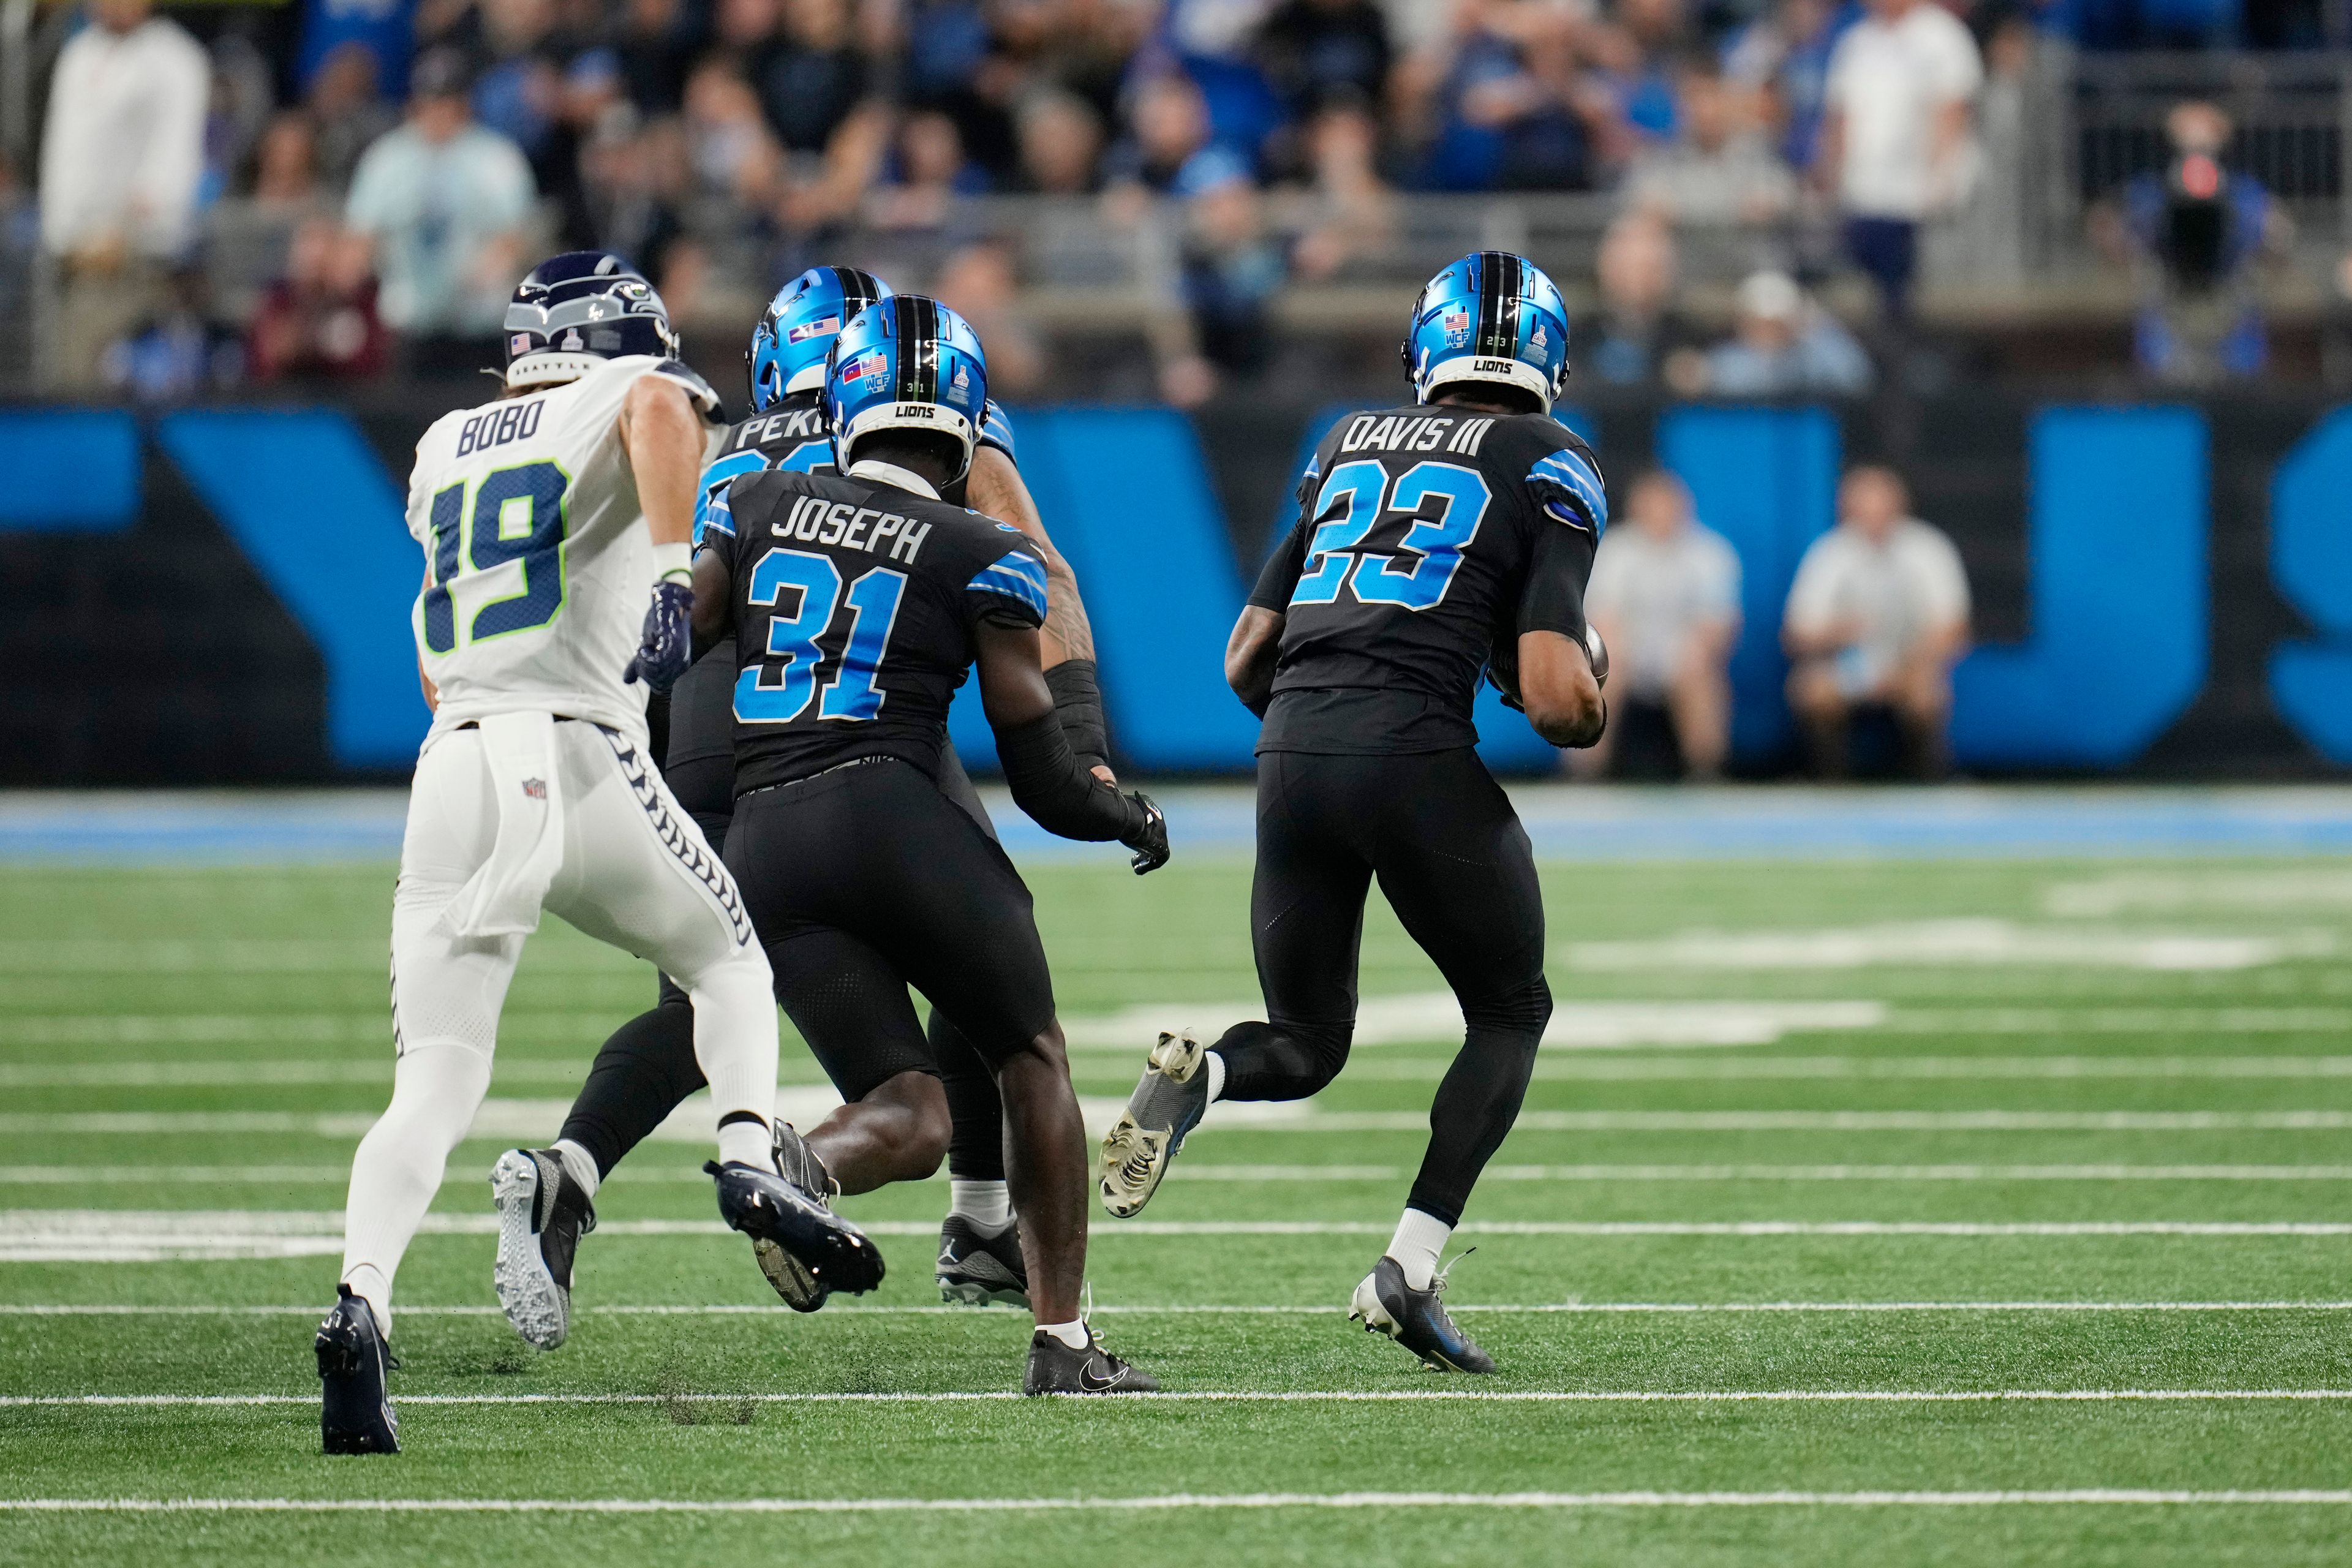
[{"x1": 735, "y1": 549, "x2": 907, "y2": 725}]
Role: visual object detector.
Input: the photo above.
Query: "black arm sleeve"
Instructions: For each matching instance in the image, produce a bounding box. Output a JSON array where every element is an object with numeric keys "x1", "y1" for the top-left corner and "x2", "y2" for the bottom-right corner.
[
  {"x1": 996, "y1": 711, "x2": 1148, "y2": 843},
  {"x1": 1248, "y1": 519, "x2": 1310, "y2": 612},
  {"x1": 1043, "y1": 658, "x2": 1110, "y2": 771},
  {"x1": 1516, "y1": 515, "x2": 1598, "y2": 644}
]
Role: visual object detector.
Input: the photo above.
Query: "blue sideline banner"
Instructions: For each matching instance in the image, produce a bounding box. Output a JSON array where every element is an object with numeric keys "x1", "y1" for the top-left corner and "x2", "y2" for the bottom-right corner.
[{"x1": 4, "y1": 399, "x2": 2348, "y2": 773}]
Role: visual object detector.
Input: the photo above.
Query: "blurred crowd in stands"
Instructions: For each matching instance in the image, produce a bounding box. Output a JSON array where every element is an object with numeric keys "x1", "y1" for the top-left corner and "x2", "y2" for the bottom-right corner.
[{"x1": 2, "y1": 0, "x2": 2321, "y2": 398}]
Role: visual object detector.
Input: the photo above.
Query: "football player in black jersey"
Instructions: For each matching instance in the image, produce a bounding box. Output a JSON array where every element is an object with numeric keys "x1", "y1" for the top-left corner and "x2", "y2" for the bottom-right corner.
[
  {"x1": 1097, "y1": 251, "x2": 1608, "y2": 1375},
  {"x1": 489, "y1": 270, "x2": 1108, "y2": 1352},
  {"x1": 695, "y1": 295, "x2": 1167, "y2": 1393}
]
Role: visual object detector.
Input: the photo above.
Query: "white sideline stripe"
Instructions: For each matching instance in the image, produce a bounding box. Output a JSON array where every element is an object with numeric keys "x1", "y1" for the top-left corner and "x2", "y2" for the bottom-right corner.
[
  {"x1": 9, "y1": 1300, "x2": 2352, "y2": 1318},
  {"x1": 23, "y1": 1109, "x2": 2352, "y2": 1136},
  {"x1": 9, "y1": 1491, "x2": 2352, "y2": 1513},
  {"x1": 16, "y1": 1163, "x2": 2352, "y2": 1186},
  {"x1": 9, "y1": 1389, "x2": 2352, "y2": 1409}
]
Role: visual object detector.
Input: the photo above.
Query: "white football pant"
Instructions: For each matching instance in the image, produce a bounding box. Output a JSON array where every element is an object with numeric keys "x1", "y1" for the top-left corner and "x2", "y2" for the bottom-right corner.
[{"x1": 340, "y1": 719, "x2": 775, "y2": 1330}]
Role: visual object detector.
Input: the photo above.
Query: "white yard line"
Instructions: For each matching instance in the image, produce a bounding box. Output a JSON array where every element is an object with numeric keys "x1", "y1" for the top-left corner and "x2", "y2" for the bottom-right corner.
[
  {"x1": 14, "y1": 1163, "x2": 2352, "y2": 1185},
  {"x1": 1561, "y1": 921, "x2": 2337, "y2": 973},
  {"x1": 7, "y1": 1389, "x2": 2352, "y2": 1408},
  {"x1": 22, "y1": 1055, "x2": 2352, "y2": 1089},
  {"x1": 7, "y1": 1300, "x2": 2352, "y2": 1317},
  {"x1": 29, "y1": 1055, "x2": 2352, "y2": 1091},
  {"x1": 20, "y1": 1109, "x2": 2352, "y2": 1137},
  {"x1": 7, "y1": 1212, "x2": 2352, "y2": 1264},
  {"x1": 7, "y1": 1490, "x2": 2352, "y2": 1512}
]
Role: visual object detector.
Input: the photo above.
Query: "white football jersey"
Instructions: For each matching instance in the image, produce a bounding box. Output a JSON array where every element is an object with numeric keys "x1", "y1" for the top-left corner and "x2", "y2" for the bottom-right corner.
[{"x1": 406, "y1": 355, "x2": 722, "y2": 745}]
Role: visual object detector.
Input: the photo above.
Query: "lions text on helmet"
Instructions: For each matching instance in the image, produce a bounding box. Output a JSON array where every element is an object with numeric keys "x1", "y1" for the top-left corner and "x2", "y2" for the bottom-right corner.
[
  {"x1": 1399, "y1": 250, "x2": 1574, "y2": 412},
  {"x1": 822, "y1": 295, "x2": 992, "y2": 483}
]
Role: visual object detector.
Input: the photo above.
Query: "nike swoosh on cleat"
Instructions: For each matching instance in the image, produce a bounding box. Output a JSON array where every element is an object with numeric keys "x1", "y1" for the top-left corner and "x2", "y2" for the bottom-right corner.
[{"x1": 1078, "y1": 1365, "x2": 1128, "y2": 1391}]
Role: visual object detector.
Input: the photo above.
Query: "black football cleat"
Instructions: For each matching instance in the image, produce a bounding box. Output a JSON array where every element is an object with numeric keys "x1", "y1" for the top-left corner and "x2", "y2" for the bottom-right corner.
[
  {"x1": 707, "y1": 1155, "x2": 883, "y2": 1299},
  {"x1": 749, "y1": 1123, "x2": 838, "y2": 1312},
  {"x1": 937, "y1": 1214, "x2": 1030, "y2": 1308},
  {"x1": 1348, "y1": 1254, "x2": 1494, "y2": 1374},
  {"x1": 491, "y1": 1147, "x2": 597, "y2": 1350},
  {"x1": 1098, "y1": 1031, "x2": 1210, "y2": 1218},
  {"x1": 1023, "y1": 1323, "x2": 1159, "y2": 1395},
  {"x1": 317, "y1": 1285, "x2": 400, "y2": 1454}
]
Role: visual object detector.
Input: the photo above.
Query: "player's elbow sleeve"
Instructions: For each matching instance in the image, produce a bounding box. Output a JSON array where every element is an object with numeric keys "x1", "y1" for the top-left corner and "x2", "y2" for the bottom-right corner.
[{"x1": 996, "y1": 712, "x2": 1135, "y2": 841}]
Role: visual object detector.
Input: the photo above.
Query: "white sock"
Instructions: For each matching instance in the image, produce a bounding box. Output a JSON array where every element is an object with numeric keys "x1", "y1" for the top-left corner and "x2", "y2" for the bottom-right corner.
[
  {"x1": 1387, "y1": 1207, "x2": 1453, "y2": 1291},
  {"x1": 1039, "y1": 1318, "x2": 1091, "y2": 1350},
  {"x1": 341, "y1": 1041, "x2": 494, "y2": 1343},
  {"x1": 552, "y1": 1138, "x2": 601, "y2": 1199},
  {"x1": 341, "y1": 1264, "x2": 393, "y2": 1340},
  {"x1": 715, "y1": 1117, "x2": 775, "y2": 1171},
  {"x1": 1204, "y1": 1049, "x2": 1227, "y2": 1104},
  {"x1": 949, "y1": 1179, "x2": 1012, "y2": 1229}
]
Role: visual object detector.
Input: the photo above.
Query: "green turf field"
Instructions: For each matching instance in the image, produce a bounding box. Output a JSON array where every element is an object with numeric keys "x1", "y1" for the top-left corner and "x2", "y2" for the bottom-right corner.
[{"x1": 6, "y1": 843, "x2": 2352, "y2": 1564}]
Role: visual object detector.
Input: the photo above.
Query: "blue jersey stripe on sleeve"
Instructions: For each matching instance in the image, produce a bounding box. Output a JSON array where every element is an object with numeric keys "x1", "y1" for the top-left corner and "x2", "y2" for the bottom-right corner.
[
  {"x1": 967, "y1": 552, "x2": 1050, "y2": 620},
  {"x1": 980, "y1": 399, "x2": 1017, "y2": 462},
  {"x1": 1531, "y1": 449, "x2": 1608, "y2": 532}
]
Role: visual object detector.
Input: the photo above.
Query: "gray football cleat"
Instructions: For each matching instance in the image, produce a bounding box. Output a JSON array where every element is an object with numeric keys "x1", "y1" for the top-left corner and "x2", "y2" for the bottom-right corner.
[
  {"x1": 491, "y1": 1147, "x2": 597, "y2": 1351},
  {"x1": 1348, "y1": 1253, "x2": 1495, "y2": 1374},
  {"x1": 1097, "y1": 1030, "x2": 1210, "y2": 1219},
  {"x1": 937, "y1": 1213, "x2": 1030, "y2": 1308}
]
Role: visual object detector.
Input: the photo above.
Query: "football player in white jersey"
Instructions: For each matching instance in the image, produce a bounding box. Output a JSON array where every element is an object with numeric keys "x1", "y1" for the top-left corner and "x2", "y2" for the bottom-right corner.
[{"x1": 315, "y1": 252, "x2": 873, "y2": 1455}]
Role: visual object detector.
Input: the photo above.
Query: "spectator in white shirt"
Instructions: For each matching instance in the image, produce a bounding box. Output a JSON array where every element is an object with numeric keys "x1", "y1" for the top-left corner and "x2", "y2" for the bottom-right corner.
[
  {"x1": 344, "y1": 49, "x2": 536, "y2": 369},
  {"x1": 36, "y1": 0, "x2": 209, "y2": 390},
  {"x1": 1784, "y1": 465, "x2": 1970, "y2": 778},
  {"x1": 1578, "y1": 470, "x2": 1743, "y2": 780},
  {"x1": 1819, "y1": 0, "x2": 1981, "y2": 320},
  {"x1": 1694, "y1": 269, "x2": 1874, "y2": 396}
]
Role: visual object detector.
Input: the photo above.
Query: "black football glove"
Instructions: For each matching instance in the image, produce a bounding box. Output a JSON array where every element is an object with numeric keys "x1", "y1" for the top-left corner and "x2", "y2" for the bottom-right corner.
[
  {"x1": 624, "y1": 580, "x2": 695, "y2": 694},
  {"x1": 1121, "y1": 790, "x2": 1169, "y2": 876}
]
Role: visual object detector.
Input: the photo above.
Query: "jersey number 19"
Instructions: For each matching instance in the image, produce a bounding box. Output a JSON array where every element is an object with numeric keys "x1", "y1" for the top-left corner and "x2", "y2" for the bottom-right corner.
[{"x1": 421, "y1": 461, "x2": 571, "y2": 653}]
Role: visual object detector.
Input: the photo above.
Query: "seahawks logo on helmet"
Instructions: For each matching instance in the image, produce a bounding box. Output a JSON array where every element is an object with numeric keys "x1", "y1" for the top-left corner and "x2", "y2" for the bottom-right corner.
[{"x1": 503, "y1": 251, "x2": 680, "y2": 390}]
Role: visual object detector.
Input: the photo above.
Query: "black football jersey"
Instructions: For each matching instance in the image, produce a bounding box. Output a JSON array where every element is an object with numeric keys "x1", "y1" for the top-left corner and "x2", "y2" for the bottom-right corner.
[
  {"x1": 701, "y1": 465, "x2": 1052, "y2": 792},
  {"x1": 1249, "y1": 404, "x2": 1607, "y2": 755},
  {"x1": 665, "y1": 393, "x2": 1019, "y2": 796}
]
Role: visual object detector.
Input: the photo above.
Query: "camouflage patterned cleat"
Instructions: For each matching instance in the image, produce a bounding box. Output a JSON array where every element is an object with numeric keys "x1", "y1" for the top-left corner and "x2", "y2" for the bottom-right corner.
[{"x1": 1097, "y1": 1030, "x2": 1210, "y2": 1219}]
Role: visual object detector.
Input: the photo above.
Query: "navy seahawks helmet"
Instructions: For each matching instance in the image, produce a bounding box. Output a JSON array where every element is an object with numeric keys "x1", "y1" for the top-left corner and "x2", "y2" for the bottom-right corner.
[
  {"x1": 504, "y1": 251, "x2": 679, "y2": 390},
  {"x1": 749, "y1": 266, "x2": 893, "y2": 412},
  {"x1": 1399, "y1": 251, "x2": 1572, "y2": 412},
  {"x1": 823, "y1": 296, "x2": 989, "y2": 480}
]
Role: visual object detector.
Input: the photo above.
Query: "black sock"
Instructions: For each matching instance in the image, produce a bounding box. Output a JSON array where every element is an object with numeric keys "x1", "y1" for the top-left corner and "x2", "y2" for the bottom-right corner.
[
  {"x1": 930, "y1": 1008, "x2": 1006, "y2": 1182},
  {"x1": 557, "y1": 987, "x2": 706, "y2": 1177}
]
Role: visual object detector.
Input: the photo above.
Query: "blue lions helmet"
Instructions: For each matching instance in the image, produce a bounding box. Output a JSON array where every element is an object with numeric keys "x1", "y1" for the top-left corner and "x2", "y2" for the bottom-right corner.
[
  {"x1": 1400, "y1": 251, "x2": 1572, "y2": 412},
  {"x1": 823, "y1": 296, "x2": 989, "y2": 480},
  {"x1": 503, "y1": 251, "x2": 679, "y2": 390},
  {"x1": 748, "y1": 266, "x2": 893, "y2": 413}
]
